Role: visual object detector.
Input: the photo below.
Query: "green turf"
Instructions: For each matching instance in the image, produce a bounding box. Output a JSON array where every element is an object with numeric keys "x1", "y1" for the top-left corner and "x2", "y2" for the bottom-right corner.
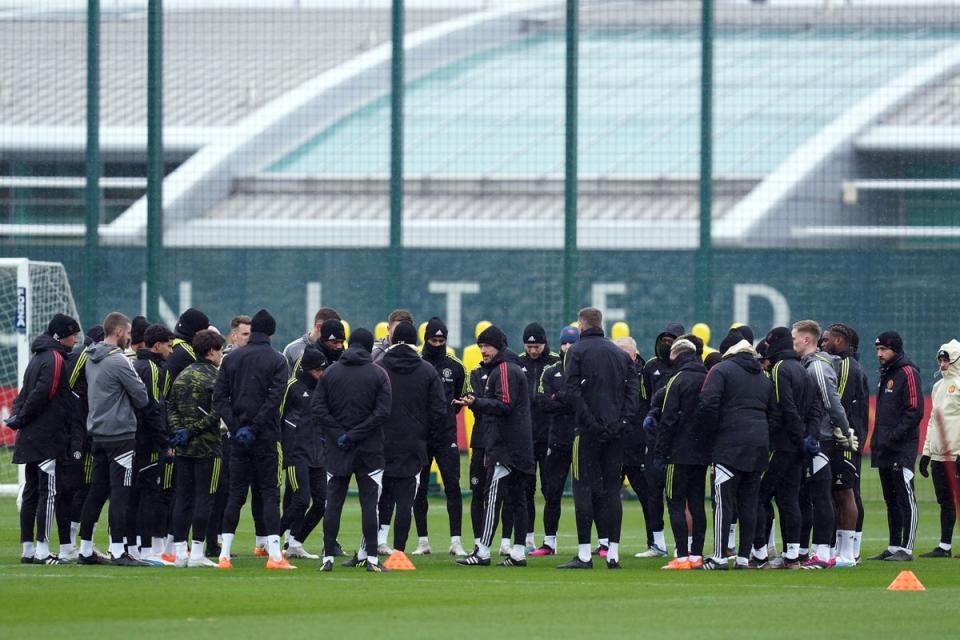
[{"x1": 1, "y1": 469, "x2": 958, "y2": 639}]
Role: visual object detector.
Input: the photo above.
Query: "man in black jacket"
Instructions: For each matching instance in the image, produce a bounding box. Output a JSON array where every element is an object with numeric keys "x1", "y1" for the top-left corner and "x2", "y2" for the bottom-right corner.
[
  {"x1": 455, "y1": 325, "x2": 534, "y2": 567},
  {"x1": 869, "y1": 331, "x2": 923, "y2": 562},
  {"x1": 9, "y1": 313, "x2": 80, "y2": 564},
  {"x1": 656, "y1": 338, "x2": 709, "y2": 569},
  {"x1": 558, "y1": 307, "x2": 639, "y2": 570},
  {"x1": 279, "y1": 346, "x2": 328, "y2": 560},
  {"x1": 212, "y1": 309, "x2": 293, "y2": 570},
  {"x1": 530, "y1": 326, "x2": 580, "y2": 556},
  {"x1": 750, "y1": 327, "x2": 820, "y2": 568},
  {"x1": 375, "y1": 322, "x2": 447, "y2": 554},
  {"x1": 313, "y1": 329, "x2": 392, "y2": 572},
  {"x1": 467, "y1": 363, "x2": 487, "y2": 549},
  {"x1": 130, "y1": 324, "x2": 174, "y2": 564},
  {"x1": 163, "y1": 308, "x2": 210, "y2": 385},
  {"x1": 697, "y1": 334, "x2": 779, "y2": 570},
  {"x1": 410, "y1": 316, "x2": 468, "y2": 557}
]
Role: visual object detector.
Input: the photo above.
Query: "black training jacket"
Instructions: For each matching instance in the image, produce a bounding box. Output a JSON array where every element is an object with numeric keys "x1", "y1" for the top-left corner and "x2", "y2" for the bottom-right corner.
[
  {"x1": 471, "y1": 349, "x2": 534, "y2": 473},
  {"x1": 65, "y1": 346, "x2": 91, "y2": 457},
  {"x1": 623, "y1": 357, "x2": 649, "y2": 466},
  {"x1": 212, "y1": 332, "x2": 289, "y2": 442},
  {"x1": 468, "y1": 365, "x2": 488, "y2": 449},
  {"x1": 696, "y1": 346, "x2": 780, "y2": 473},
  {"x1": 562, "y1": 327, "x2": 640, "y2": 441},
  {"x1": 520, "y1": 349, "x2": 561, "y2": 445},
  {"x1": 133, "y1": 349, "x2": 170, "y2": 456},
  {"x1": 836, "y1": 348, "x2": 870, "y2": 443},
  {"x1": 11, "y1": 334, "x2": 72, "y2": 464},
  {"x1": 162, "y1": 336, "x2": 197, "y2": 389},
  {"x1": 281, "y1": 370, "x2": 324, "y2": 468},
  {"x1": 312, "y1": 345, "x2": 392, "y2": 476},
  {"x1": 380, "y1": 344, "x2": 448, "y2": 477},
  {"x1": 655, "y1": 353, "x2": 709, "y2": 465},
  {"x1": 871, "y1": 353, "x2": 923, "y2": 468},
  {"x1": 537, "y1": 357, "x2": 576, "y2": 449},
  {"x1": 421, "y1": 347, "x2": 467, "y2": 447},
  {"x1": 641, "y1": 322, "x2": 685, "y2": 405},
  {"x1": 767, "y1": 349, "x2": 821, "y2": 453}
]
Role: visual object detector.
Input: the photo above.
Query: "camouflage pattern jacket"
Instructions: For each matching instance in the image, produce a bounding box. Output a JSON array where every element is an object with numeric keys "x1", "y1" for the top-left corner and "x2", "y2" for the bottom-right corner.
[{"x1": 168, "y1": 360, "x2": 222, "y2": 458}]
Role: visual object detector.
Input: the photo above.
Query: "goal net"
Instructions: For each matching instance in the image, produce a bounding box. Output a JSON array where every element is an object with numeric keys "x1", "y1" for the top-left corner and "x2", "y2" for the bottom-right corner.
[{"x1": 0, "y1": 259, "x2": 80, "y2": 496}]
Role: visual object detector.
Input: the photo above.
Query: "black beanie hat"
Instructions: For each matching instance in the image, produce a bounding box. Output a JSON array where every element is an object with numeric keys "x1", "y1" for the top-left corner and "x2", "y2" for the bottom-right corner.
[
  {"x1": 522, "y1": 322, "x2": 547, "y2": 346},
  {"x1": 733, "y1": 324, "x2": 754, "y2": 344},
  {"x1": 719, "y1": 328, "x2": 746, "y2": 355},
  {"x1": 477, "y1": 325, "x2": 506, "y2": 351},
  {"x1": 391, "y1": 321, "x2": 418, "y2": 345},
  {"x1": 424, "y1": 317, "x2": 448, "y2": 341},
  {"x1": 143, "y1": 324, "x2": 175, "y2": 348},
  {"x1": 46, "y1": 313, "x2": 81, "y2": 340},
  {"x1": 130, "y1": 316, "x2": 150, "y2": 345},
  {"x1": 320, "y1": 319, "x2": 346, "y2": 342},
  {"x1": 299, "y1": 346, "x2": 328, "y2": 371},
  {"x1": 86, "y1": 324, "x2": 105, "y2": 344},
  {"x1": 875, "y1": 331, "x2": 903, "y2": 354},
  {"x1": 755, "y1": 339, "x2": 769, "y2": 360},
  {"x1": 176, "y1": 308, "x2": 210, "y2": 340},
  {"x1": 350, "y1": 328, "x2": 375, "y2": 353},
  {"x1": 250, "y1": 309, "x2": 276, "y2": 336},
  {"x1": 764, "y1": 327, "x2": 793, "y2": 358}
]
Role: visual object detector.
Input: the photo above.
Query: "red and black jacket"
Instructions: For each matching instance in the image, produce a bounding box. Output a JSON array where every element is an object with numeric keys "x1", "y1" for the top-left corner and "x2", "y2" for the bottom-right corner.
[
  {"x1": 871, "y1": 353, "x2": 923, "y2": 468},
  {"x1": 11, "y1": 334, "x2": 71, "y2": 464}
]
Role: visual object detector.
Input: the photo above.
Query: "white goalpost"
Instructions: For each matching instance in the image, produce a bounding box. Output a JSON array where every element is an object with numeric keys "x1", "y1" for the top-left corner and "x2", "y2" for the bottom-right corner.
[{"x1": 0, "y1": 258, "x2": 81, "y2": 498}]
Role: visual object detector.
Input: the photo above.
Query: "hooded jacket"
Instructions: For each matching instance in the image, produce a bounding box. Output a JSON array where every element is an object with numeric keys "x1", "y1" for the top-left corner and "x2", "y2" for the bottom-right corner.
[
  {"x1": 84, "y1": 342, "x2": 149, "y2": 442},
  {"x1": 537, "y1": 354, "x2": 577, "y2": 449},
  {"x1": 655, "y1": 352, "x2": 709, "y2": 465},
  {"x1": 766, "y1": 344, "x2": 821, "y2": 453},
  {"x1": 65, "y1": 346, "x2": 92, "y2": 457},
  {"x1": 562, "y1": 327, "x2": 640, "y2": 442},
  {"x1": 212, "y1": 332, "x2": 289, "y2": 442},
  {"x1": 871, "y1": 351, "x2": 923, "y2": 468},
  {"x1": 11, "y1": 334, "x2": 72, "y2": 464},
  {"x1": 168, "y1": 359, "x2": 222, "y2": 459},
  {"x1": 132, "y1": 349, "x2": 171, "y2": 455},
  {"x1": 280, "y1": 369, "x2": 324, "y2": 467},
  {"x1": 835, "y1": 347, "x2": 869, "y2": 443},
  {"x1": 163, "y1": 337, "x2": 197, "y2": 389},
  {"x1": 622, "y1": 355, "x2": 648, "y2": 465},
  {"x1": 380, "y1": 344, "x2": 448, "y2": 477},
  {"x1": 471, "y1": 348, "x2": 534, "y2": 473},
  {"x1": 924, "y1": 339, "x2": 960, "y2": 462},
  {"x1": 520, "y1": 347, "x2": 561, "y2": 445},
  {"x1": 311, "y1": 344, "x2": 392, "y2": 476},
  {"x1": 801, "y1": 350, "x2": 850, "y2": 441},
  {"x1": 421, "y1": 342, "x2": 468, "y2": 447},
  {"x1": 696, "y1": 340, "x2": 779, "y2": 473},
  {"x1": 468, "y1": 365, "x2": 488, "y2": 449},
  {"x1": 641, "y1": 322, "x2": 685, "y2": 403}
]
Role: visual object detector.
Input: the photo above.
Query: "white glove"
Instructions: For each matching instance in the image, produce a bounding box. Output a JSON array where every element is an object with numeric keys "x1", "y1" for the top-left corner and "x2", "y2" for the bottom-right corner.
[
  {"x1": 848, "y1": 429, "x2": 859, "y2": 452},
  {"x1": 832, "y1": 426, "x2": 849, "y2": 449}
]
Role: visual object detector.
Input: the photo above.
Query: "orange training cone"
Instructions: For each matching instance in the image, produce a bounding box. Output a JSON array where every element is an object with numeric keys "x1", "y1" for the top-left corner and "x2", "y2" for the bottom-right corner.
[
  {"x1": 384, "y1": 551, "x2": 416, "y2": 571},
  {"x1": 887, "y1": 570, "x2": 925, "y2": 591}
]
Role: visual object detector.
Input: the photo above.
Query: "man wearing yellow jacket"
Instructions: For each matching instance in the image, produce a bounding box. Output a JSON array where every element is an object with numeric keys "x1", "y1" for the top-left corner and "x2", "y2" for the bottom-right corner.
[{"x1": 918, "y1": 340, "x2": 960, "y2": 558}]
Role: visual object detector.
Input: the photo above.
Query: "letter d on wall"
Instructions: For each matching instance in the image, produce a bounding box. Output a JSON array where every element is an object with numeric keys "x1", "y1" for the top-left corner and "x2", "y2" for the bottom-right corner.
[{"x1": 733, "y1": 284, "x2": 790, "y2": 332}]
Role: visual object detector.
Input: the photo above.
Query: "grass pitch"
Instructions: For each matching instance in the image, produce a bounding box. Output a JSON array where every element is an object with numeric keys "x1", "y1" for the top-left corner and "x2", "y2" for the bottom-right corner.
[{"x1": 1, "y1": 472, "x2": 958, "y2": 639}]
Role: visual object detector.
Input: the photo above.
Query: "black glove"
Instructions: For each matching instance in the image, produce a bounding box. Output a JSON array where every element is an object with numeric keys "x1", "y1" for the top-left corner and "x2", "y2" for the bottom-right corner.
[
  {"x1": 918, "y1": 455, "x2": 930, "y2": 478},
  {"x1": 5, "y1": 414, "x2": 22, "y2": 430}
]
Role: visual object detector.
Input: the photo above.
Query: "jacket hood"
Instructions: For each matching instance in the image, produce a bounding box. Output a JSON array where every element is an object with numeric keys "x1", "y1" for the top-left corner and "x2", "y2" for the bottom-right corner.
[
  {"x1": 136, "y1": 348, "x2": 164, "y2": 364},
  {"x1": 674, "y1": 351, "x2": 706, "y2": 373},
  {"x1": 654, "y1": 322, "x2": 685, "y2": 359},
  {"x1": 382, "y1": 344, "x2": 423, "y2": 374},
  {"x1": 722, "y1": 339, "x2": 758, "y2": 360},
  {"x1": 483, "y1": 347, "x2": 522, "y2": 370},
  {"x1": 339, "y1": 344, "x2": 372, "y2": 366},
  {"x1": 86, "y1": 341, "x2": 122, "y2": 363},
  {"x1": 30, "y1": 333, "x2": 69, "y2": 355},
  {"x1": 939, "y1": 339, "x2": 960, "y2": 379},
  {"x1": 880, "y1": 351, "x2": 914, "y2": 375},
  {"x1": 802, "y1": 350, "x2": 839, "y2": 368}
]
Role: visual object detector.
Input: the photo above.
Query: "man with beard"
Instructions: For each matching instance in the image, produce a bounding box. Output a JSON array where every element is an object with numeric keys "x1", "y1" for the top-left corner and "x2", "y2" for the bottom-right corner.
[{"x1": 282, "y1": 307, "x2": 342, "y2": 372}]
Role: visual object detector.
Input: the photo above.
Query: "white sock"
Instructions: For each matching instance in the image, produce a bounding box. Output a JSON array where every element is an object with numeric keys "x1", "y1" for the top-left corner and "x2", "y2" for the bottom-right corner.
[
  {"x1": 357, "y1": 544, "x2": 368, "y2": 561},
  {"x1": 653, "y1": 531, "x2": 666, "y2": 550},
  {"x1": 525, "y1": 533, "x2": 535, "y2": 548},
  {"x1": 191, "y1": 541, "x2": 205, "y2": 559},
  {"x1": 59, "y1": 543, "x2": 75, "y2": 557},
  {"x1": 799, "y1": 547, "x2": 808, "y2": 557},
  {"x1": 420, "y1": 536, "x2": 430, "y2": 545},
  {"x1": 70, "y1": 521, "x2": 80, "y2": 547},
  {"x1": 727, "y1": 525, "x2": 736, "y2": 550},
  {"x1": 267, "y1": 534, "x2": 282, "y2": 562},
  {"x1": 543, "y1": 535, "x2": 557, "y2": 550},
  {"x1": 476, "y1": 542, "x2": 491, "y2": 560},
  {"x1": 141, "y1": 546, "x2": 153, "y2": 557},
  {"x1": 607, "y1": 542, "x2": 620, "y2": 562},
  {"x1": 450, "y1": 536, "x2": 460, "y2": 546},
  {"x1": 511, "y1": 544, "x2": 525, "y2": 561},
  {"x1": 829, "y1": 545, "x2": 837, "y2": 560},
  {"x1": 688, "y1": 536, "x2": 694, "y2": 552},
  {"x1": 785, "y1": 543, "x2": 799, "y2": 560},
  {"x1": 220, "y1": 533, "x2": 234, "y2": 560},
  {"x1": 578, "y1": 543, "x2": 591, "y2": 562},
  {"x1": 736, "y1": 556, "x2": 749, "y2": 567},
  {"x1": 474, "y1": 538, "x2": 480, "y2": 548},
  {"x1": 164, "y1": 535, "x2": 174, "y2": 555},
  {"x1": 80, "y1": 539, "x2": 93, "y2": 557},
  {"x1": 853, "y1": 531, "x2": 862, "y2": 557},
  {"x1": 689, "y1": 554, "x2": 702, "y2": 562},
  {"x1": 151, "y1": 537, "x2": 165, "y2": 556},
  {"x1": 255, "y1": 535, "x2": 266, "y2": 547},
  {"x1": 175, "y1": 541, "x2": 188, "y2": 560},
  {"x1": 322, "y1": 555, "x2": 334, "y2": 564},
  {"x1": 752, "y1": 545, "x2": 768, "y2": 560},
  {"x1": 35, "y1": 541, "x2": 50, "y2": 559},
  {"x1": 940, "y1": 542, "x2": 952, "y2": 551},
  {"x1": 816, "y1": 544, "x2": 831, "y2": 560},
  {"x1": 127, "y1": 546, "x2": 141, "y2": 560},
  {"x1": 598, "y1": 537, "x2": 609, "y2": 548},
  {"x1": 378, "y1": 525, "x2": 390, "y2": 546},
  {"x1": 839, "y1": 530, "x2": 855, "y2": 561},
  {"x1": 768, "y1": 521, "x2": 776, "y2": 548},
  {"x1": 367, "y1": 555, "x2": 379, "y2": 566},
  {"x1": 887, "y1": 545, "x2": 899, "y2": 553},
  {"x1": 109, "y1": 541, "x2": 125, "y2": 558},
  {"x1": 500, "y1": 537, "x2": 510, "y2": 549},
  {"x1": 22, "y1": 541, "x2": 35, "y2": 558}
]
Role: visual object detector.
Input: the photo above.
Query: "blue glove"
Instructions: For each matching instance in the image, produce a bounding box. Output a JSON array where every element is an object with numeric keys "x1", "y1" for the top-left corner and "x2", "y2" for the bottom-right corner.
[
  {"x1": 802, "y1": 435, "x2": 821, "y2": 456},
  {"x1": 336, "y1": 432, "x2": 354, "y2": 451},
  {"x1": 169, "y1": 429, "x2": 192, "y2": 448},
  {"x1": 235, "y1": 426, "x2": 255, "y2": 447},
  {"x1": 642, "y1": 415, "x2": 658, "y2": 432},
  {"x1": 5, "y1": 414, "x2": 22, "y2": 430},
  {"x1": 652, "y1": 456, "x2": 666, "y2": 472}
]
